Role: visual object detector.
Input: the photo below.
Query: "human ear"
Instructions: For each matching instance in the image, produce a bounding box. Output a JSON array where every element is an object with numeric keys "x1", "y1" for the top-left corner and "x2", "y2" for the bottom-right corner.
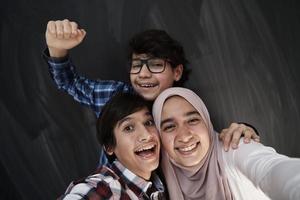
[
  {"x1": 173, "y1": 64, "x2": 183, "y2": 81},
  {"x1": 104, "y1": 145, "x2": 114, "y2": 155}
]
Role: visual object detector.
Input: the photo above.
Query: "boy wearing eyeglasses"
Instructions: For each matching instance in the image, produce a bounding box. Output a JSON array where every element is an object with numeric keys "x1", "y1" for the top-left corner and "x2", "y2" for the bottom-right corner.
[{"x1": 44, "y1": 19, "x2": 259, "y2": 165}]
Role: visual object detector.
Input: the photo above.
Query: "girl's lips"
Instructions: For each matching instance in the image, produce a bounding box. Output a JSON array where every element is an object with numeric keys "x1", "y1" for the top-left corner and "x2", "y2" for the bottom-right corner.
[{"x1": 176, "y1": 142, "x2": 200, "y2": 155}]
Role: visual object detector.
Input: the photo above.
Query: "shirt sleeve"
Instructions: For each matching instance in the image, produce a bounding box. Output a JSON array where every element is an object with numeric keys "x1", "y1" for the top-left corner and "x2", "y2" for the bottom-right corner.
[
  {"x1": 43, "y1": 49, "x2": 133, "y2": 117},
  {"x1": 59, "y1": 174, "x2": 113, "y2": 200},
  {"x1": 225, "y1": 139, "x2": 300, "y2": 200}
]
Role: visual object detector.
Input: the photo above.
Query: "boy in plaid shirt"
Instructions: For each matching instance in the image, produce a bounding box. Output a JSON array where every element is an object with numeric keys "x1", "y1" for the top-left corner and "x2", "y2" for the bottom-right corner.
[{"x1": 60, "y1": 93, "x2": 165, "y2": 200}]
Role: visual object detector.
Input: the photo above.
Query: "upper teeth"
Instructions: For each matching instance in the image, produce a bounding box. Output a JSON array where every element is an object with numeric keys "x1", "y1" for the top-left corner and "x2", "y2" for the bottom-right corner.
[
  {"x1": 136, "y1": 144, "x2": 155, "y2": 152},
  {"x1": 140, "y1": 83, "x2": 154, "y2": 87},
  {"x1": 179, "y1": 143, "x2": 197, "y2": 152}
]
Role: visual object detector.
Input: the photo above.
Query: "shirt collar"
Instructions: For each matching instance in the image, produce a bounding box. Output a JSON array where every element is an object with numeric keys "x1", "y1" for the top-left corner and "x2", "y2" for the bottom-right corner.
[{"x1": 112, "y1": 160, "x2": 152, "y2": 193}]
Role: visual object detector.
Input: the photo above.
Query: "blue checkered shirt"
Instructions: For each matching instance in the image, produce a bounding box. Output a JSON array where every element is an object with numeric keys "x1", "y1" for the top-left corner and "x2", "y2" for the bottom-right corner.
[
  {"x1": 43, "y1": 49, "x2": 134, "y2": 165},
  {"x1": 43, "y1": 49, "x2": 134, "y2": 118}
]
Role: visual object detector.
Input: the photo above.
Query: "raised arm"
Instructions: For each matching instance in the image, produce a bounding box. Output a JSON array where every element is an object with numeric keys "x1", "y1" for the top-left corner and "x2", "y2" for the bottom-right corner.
[
  {"x1": 44, "y1": 19, "x2": 132, "y2": 117},
  {"x1": 226, "y1": 140, "x2": 300, "y2": 200}
]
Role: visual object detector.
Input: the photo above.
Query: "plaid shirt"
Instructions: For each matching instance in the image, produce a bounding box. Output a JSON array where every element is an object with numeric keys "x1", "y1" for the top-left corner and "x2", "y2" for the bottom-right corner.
[
  {"x1": 60, "y1": 160, "x2": 165, "y2": 200},
  {"x1": 43, "y1": 49, "x2": 138, "y2": 166},
  {"x1": 43, "y1": 49, "x2": 134, "y2": 118}
]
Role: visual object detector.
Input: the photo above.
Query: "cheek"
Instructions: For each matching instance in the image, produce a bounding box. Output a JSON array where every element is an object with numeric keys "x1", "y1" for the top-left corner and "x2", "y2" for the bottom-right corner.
[
  {"x1": 199, "y1": 130, "x2": 211, "y2": 151},
  {"x1": 154, "y1": 74, "x2": 174, "y2": 88},
  {"x1": 130, "y1": 74, "x2": 135, "y2": 83},
  {"x1": 193, "y1": 125, "x2": 209, "y2": 137},
  {"x1": 204, "y1": 135, "x2": 211, "y2": 148},
  {"x1": 151, "y1": 131, "x2": 160, "y2": 143},
  {"x1": 161, "y1": 134, "x2": 174, "y2": 152},
  {"x1": 114, "y1": 136, "x2": 133, "y2": 153}
]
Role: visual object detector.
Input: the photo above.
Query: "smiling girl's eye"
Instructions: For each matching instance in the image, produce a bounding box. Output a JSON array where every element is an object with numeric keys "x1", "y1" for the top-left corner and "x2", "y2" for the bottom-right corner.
[
  {"x1": 188, "y1": 117, "x2": 201, "y2": 125},
  {"x1": 162, "y1": 123, "x2": 176, "y2": 132}
]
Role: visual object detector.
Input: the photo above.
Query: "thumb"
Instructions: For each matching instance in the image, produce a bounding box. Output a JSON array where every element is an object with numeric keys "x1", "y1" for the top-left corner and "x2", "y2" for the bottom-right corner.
[
  {"x1": 76, "y1": 29, "x2": 86, "y2": 43},
  {"x1": 79, "y1": 29, "x2": 87, "y2": 38}
]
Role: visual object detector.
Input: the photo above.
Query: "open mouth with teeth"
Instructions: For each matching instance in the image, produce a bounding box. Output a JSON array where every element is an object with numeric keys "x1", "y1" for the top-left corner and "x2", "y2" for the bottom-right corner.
[
  {"x1": 135, "y1": 144, "x2": 157, "y2": 158},
  {"x1": 137, "y1": 83, "x2": 158, "y2": 88},
  {"x1": 176, "y1": 142, "x2": 200, "y2": 154}
]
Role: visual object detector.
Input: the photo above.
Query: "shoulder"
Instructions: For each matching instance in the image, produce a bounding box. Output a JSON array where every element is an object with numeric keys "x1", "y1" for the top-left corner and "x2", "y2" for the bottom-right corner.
[
  {"x1": 61, "y1": 166, "x2": 123, "y2": 200},
  {"x1": 222, "y1": 139, "x2": 276, "y2": 158},
  {"x1": 221, "y1": 139, "x2": 288, "y2": 179},
  {"x1": 221, "y1": 139, "x2": 280, "y2": 171}
]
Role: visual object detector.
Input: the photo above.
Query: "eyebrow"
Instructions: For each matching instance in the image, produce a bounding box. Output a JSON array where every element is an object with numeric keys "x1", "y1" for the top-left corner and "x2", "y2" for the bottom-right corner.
[
  {"x1": 186, "y1": 111, "x2": 200, "y2": 117},
  {"x1": 160, "y1": 111, "x2": 200, "y2": 126},
  {"x1": 117, "y1": 117, "x2": 132, "y2": 128},
  {"x1": 131, "y1": 57, "x2": 152, "y2": 61},
  {"x1": 117, "y1": 111, "x2": 152, "y2": 128}
]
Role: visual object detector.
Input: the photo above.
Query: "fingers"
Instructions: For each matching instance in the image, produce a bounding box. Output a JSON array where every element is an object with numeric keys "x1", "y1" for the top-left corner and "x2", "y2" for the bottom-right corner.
[
  {"x1": 243, "y1": 127, "x2": 260, "y2": 143},
  {"x1": 62, "y1": 19, "x2": 72, "y2": 39},
  {"x1": 220, "y1": 123, "x2": 261, "y2": 152},
  {"x1": 70, "y1": 21, "x2": 78, "y2": 38},
  {"x1": 231, "y1": 125, "x2": 244, "y2": 149},
  {"x1": 46, "y1": 19, "x2": 79, "y2": 39},
  {"x1": 219, "y1": 125, "x2": 234, "y2": 152},
  {"x1": 219, "y1": 123, "x2": 244, "y2": 151},
  {"x1": 56, "y1": 20, "x2": 64, "y2": 39},
  {"x1": 77, "y1": 28, "x2": 87, "y2": 40},
  {"x1": 47, "y1": 21, "x2": 57, "y2": 36},
  {"x1": 243, "y1": 128, "x2": 253, "y2": 143}
]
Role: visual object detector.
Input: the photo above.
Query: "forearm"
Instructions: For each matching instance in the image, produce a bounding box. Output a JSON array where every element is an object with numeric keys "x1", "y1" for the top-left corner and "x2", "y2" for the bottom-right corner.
[
  {"x1": 259, "y1": 157, "x2": 300, "y2": 200},
  {"x1": 43, "y1": 48, "x2": 133, "y2": 116},
  {"x1": 43, "y1": 48, "x2": 77, "y2": 90},
  {"x1": 231, "y1": 141, "x2": 300, "y2": 200},
  {"x1": 43, "y1": 48, "x2": 97, "y2": 110}
]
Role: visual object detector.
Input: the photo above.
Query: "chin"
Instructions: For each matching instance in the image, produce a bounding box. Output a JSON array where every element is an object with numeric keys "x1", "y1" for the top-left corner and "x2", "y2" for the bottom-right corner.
[
  {"x1": 179, "y1": 158, "x2": 203, "y2": 167},
  {"x1": 140, "y1": 93, "x2": 157, "y2": 101}
]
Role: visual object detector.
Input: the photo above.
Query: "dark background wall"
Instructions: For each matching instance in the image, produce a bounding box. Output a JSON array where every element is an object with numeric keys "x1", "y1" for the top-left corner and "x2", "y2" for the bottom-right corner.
[{"x1": 1, "y1": 0, "x2": 299, "y2": 199}]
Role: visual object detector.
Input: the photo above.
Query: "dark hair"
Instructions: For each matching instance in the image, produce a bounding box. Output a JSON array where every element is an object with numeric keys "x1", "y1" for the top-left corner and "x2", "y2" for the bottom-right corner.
[
  {"x1": 96, "y1": 92, "x2": 152, "y2": 162},
  {"x1": 128, "y1": 29, "x2": 190, "y2": 86}
]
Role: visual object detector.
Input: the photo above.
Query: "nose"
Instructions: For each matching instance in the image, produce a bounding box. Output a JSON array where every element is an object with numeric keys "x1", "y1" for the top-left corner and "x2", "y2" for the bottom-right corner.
[
  {"x1": 138, "y1": 125, "x2": 153, "y2": 142},
  {"x1": 178, "y1": 125, "x2": 193, "y2": 143},
  {"x1": 138, "y1": 64, "x2": 152, "y2": 78}
]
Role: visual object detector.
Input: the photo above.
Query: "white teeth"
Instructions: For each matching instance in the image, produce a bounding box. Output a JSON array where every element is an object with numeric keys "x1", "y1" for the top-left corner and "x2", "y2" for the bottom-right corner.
[
  {"x1": 136, "y1": 144, "x2": 155, "y2": 152},
  {"x1": 178, "y1": 143, "x2": 197, "y2": 152},
  {"x1": 139, "y1": 83, "x2": 155, "y2": 87}
]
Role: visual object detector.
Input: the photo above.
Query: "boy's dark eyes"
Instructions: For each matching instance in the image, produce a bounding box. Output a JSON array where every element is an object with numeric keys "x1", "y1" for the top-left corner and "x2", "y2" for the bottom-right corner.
[
  {"x1": 123, "y1": 125, "x2": 134, "y2": 132},
  {"x1": 122, "y1": 119, "x2": 154, "y2": 133},
  {"x1": 145, "y1": 119, "x2": 155, "y2": 126},
  {"x1": 148, "y1": 61, "x2": 164, "y2": 67},
  {"x1": 132, "y1": 64, "x2": 141, "y2": 68}
]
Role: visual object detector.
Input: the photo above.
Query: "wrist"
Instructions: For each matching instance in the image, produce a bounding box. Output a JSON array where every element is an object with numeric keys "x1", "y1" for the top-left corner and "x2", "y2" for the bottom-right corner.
[{"x1": 48, "y1": 47, "x2": 68, "y2": 58}]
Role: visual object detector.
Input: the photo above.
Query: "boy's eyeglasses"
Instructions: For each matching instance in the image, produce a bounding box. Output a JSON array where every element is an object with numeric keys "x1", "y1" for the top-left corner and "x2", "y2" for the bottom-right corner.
[{"x1": 129, "y1": 58, "x2": 171, "y2": 74}]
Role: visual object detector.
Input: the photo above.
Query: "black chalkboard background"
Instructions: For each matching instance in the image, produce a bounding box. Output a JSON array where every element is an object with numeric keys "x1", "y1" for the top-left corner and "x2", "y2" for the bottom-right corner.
[{"x1": 1, "y1": 0, "x2": 299, "y2": 199}]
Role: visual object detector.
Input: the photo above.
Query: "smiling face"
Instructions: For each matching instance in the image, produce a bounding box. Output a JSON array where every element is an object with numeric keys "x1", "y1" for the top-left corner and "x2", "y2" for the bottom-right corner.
[
  {"x1": 106, "y1": 107, "x2": 160, "y2": 180},
  {"x1": 130, "y1": 53, "x2": 183, "y2": 101},
  {"x1": 160, "y1": 96, "x2": 210, "y2": 167}
]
